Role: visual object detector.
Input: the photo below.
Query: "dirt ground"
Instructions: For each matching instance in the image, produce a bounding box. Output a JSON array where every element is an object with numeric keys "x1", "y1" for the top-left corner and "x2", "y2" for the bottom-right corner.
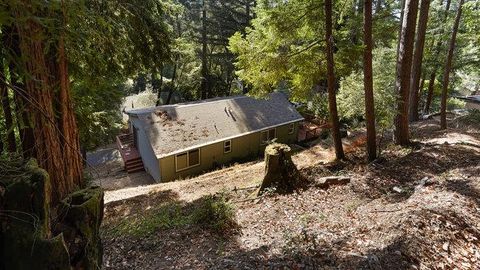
[{"x1": 101, "y1": 117, "x2": 480, "y2": 269}]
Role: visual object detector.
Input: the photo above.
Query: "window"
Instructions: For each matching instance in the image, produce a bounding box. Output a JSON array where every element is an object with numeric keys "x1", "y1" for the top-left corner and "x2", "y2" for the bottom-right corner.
[
  {"x1": 261, "y1": 128, "x2": 276, "y2": 144},
  {"x1": 175, "y1": 149, "x2": 200, "y2": 172},
  {"x1": 288, "y1": 123, "x2": 295, "y2": 134},
  {"x1": 224, "y1": 140, "x2": 232, "y2": 153}
]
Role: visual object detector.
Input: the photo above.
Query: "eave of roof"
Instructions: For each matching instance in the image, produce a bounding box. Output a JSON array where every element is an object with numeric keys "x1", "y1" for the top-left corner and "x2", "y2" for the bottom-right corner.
[{"x1": 456, "y1": 95, "x2": 480, "y2": 104}]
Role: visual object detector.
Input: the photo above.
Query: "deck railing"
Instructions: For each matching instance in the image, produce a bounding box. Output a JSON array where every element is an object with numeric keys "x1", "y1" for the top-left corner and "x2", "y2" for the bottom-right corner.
[{"x1": 116, "y1": 133, "x2": 134, "y2": 162}]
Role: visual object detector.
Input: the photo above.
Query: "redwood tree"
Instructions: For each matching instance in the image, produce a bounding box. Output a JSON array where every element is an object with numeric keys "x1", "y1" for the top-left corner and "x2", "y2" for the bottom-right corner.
[
  {"x1": 12, "y1": 1, "x2": 83, "y2": 203},
  {"x1": 325, "y1": 0, "x2": 345, "y2": 160},
  {"x1": 408, "y1": 0, "x2": 430, "y2": 121},
  {"x1": 394, "y1": 0, "x2": 419, "y2": 145},
  {"x1": 363, "y1": 0, "x2": 377, "y2": 161},
  {"x1": 424, "y1": 0, "x2": 452, "y2": 114},
  {"x1": 440, "y1": 0, "x2": 464, "y2": 129}
]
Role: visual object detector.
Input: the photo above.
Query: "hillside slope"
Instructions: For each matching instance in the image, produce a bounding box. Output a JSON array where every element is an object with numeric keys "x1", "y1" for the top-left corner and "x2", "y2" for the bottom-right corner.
[{"x1": 102, "y1": 118, "x2": 480, "y2": 269}]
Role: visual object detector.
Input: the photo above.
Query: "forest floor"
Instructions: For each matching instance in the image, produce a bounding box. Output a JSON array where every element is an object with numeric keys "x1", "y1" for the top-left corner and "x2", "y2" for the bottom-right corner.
[{"x1": 101, "y1": 116, "x2": 480, "y2": 269}]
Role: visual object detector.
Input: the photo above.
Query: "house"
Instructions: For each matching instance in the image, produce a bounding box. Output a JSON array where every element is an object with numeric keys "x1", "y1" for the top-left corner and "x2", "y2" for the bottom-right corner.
[
  {"x1": 457, "y1": 93, "x2": 480, "y2": 110},
  {"x1": 120, "y1": 92, "x2": 304, "y2": 182}
]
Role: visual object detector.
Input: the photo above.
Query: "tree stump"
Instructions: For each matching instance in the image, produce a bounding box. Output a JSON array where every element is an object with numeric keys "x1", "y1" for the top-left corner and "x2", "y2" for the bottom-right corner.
[
  {"x1": 56, "y1": 186, "x2": 104, "y2": 269},
  {"x1": 258, "y1": 143, "x2": 301, "y2": 195},
  {"x1": 1, "y1": 160, "x2": 71, "y2": 270}
]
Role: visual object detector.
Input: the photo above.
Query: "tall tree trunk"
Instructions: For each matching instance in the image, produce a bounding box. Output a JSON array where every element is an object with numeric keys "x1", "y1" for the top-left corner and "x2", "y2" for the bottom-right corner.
[
  {"x1": 396, "y1": 0, "x2": 406, "y2": 59},
  {"x1": 440, "y1": 0, "x2": 464, "y2": 129},
  {"x1": 424, "y1": 72, "x2": 435, "y2": 113},
  {"x1": 417, "y1": 73, "x2": 426, "y2": 110},
  {"x1": 200, "y1": 0, "x2": 208, "y2": 100},
  {"x1": 325, "y1": 0, "x2": 345, "y2": 160},
  {"x1": 394, "y1": 0, "x2": 419, "y2": 145},
  {"x1": 408, "y1": 0, "x2": 430, "y2": 122},
  {"x1": 166, "y1": 57, "x2": 178, "y2": 105},
  {"x1": 57, "y1": 22, "x2": 83, "y2": 190},
  {"x1": 375, "y1": 0, "x2": 382, "y2": 13},
  {"x1": 156, "y1": 64, "x2": 164, "y2": 106},
  {"x1": 0, "y1": 68, "x2": 17, "y2": 153},
  {"x1": 13, "y1": 1, "x2": 82, "y2": 203},
  {"x1": 363, "y1": 0, "x2": 377, "y2": 161},
  {"x1": 423, "y1": 0, "x2": 451, "y2": 114}
]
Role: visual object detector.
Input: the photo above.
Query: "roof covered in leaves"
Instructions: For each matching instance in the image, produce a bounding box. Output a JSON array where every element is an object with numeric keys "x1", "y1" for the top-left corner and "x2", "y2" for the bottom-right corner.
[
  {"x1": 126, "y1": 93, "x2": 304, "y2": 158},
  {"x1": 457, "y1": 95, "x2": 480, "y2": 104}
]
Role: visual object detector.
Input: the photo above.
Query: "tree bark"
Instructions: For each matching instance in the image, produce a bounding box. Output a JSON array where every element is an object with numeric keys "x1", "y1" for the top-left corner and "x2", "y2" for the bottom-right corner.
[
  {"x1": 325, "y1": 0, "x2": 345, "y2": 159},
  {"x1": 363, "y1": 0, "x2": 377, "y2": 161},
  {"x1": 396, "y1": 0, "x2": 406, "y2": 60},
  {"x1": 375, "y1": 0, "x2": 382, "y2": 13},
  {"x1": 13, "y1": 0, "x2": 83, "y2": 203},
  {"x1": 408, "y1": 0, "x2": 430, "y2": 122},
  {"x1": 424, "y1": 72, "x2": 435, "y2": 113},
  {"x1": 200, "y1": 0, "x2": 209, "y2": 100},
  {"x1": 12, "y1": 80, "x2": 36, "y2": 158},
  {"x1": 394, "y1": 0, "x2": 419, "y2": 145},
  {"x1": 0, "y1": 68, "x2": 17, "y2": 153},
  {"x1": 57, "y1": 22, "x2": 83, "y2": 192},
  {"x1": 155, "y1": 64, "x2": 164, "y2": 106},
  {"x1": 5, "y1": 25, "x2": 36, "y2": 158},
  {"x1": 423, "y1": 0, "x2": 451, "y2": 114},
  {"x1": 258, "y1": 143, "x2": 300, "y2": 194},
  {"x1": 440, "y1": 0, "x2": 464, "y2": 129}
]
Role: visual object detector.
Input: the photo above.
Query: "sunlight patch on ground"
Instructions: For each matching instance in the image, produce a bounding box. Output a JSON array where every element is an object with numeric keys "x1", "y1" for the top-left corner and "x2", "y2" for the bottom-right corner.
[{"x1": 425, "y1": 132, "x2": 480, "y2": 150}]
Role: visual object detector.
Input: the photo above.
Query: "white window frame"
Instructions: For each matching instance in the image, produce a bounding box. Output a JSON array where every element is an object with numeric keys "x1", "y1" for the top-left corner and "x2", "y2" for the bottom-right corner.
[
  {"x1": 224, "y1": 140, "x2": 232, "y2": 154},
  {"x1": 288, "y1": 123, "x2": 295, "y2": 134},
  {"x1": 261, "y1": 128, "x2": 277, "y2": 144},
  {"x1": 175, "y1": 148, "x2": 201, "y2": 172}
]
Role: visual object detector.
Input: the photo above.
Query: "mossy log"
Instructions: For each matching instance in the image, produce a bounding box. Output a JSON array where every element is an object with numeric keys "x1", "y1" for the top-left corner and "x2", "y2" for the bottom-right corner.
[
  {"x1": 0, "y1": 160, "x2": 71, "y2": 270},
  {"x1": 258, "y1": 143, "x2": 301, "y2": 195},
  {"x1": 1, "y1": 160, "x2": 104, "y2": 270}
]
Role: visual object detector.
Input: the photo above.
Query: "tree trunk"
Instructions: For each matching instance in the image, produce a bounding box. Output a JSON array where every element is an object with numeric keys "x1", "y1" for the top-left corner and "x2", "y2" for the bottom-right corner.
[
  {"x1": 394, "y1": 0, "x2": 419, "y2": 145},
  {"x1": 325, "y1": 0, "x2": 345, "y2": 159},
  {"x1": 423, "y1": 0, "x2": 451, "y2": 114},
  {"x1": 13, "y1": 0, "x2": 83, "y2": 203},
  {"x1": 258, "y1": 143, "x2": 300, "y2": 194},
  {"x1": 12, "y1": 80, "x2": 36, "y2": 158},
  {"x1": 200, "y1": 0, "x2": 208, "y2": 100},
  {"x1": 4, "y1": 24, "x2": 35, "y2": 158},
  {"x1": 363, "y1": 0, "x2": 377, "y2": 161},
  {"x1": 166, "y1": 57, "x2": 178, "y2": 105},
  {"x1": 396, "y1": 0, "x2": 406, "y2": 59},
  {"x1": 408, "y1": 0, "x2": 430, "y2": 122},
  {"x1": 57, "y1": 24, "x2": 83, "y2": 194},
  {"x1": 417, "y1": 73, "x2": 426, "y2": 110},
  {"x1": 0, "y1": 68, "x2": 17, "y2": 153},
  {"x1": 424, "y1": 72, "x2": 435, "y2": 113},
  {"x1": 440, "y1": 0, "x2": 464, "y2": 129},
  {"x1": 156, "y1": 64, "x2": 164, "y2": 106},
  {"x1": 375, "y1": 0, "x2": 382, "y2": 13}
]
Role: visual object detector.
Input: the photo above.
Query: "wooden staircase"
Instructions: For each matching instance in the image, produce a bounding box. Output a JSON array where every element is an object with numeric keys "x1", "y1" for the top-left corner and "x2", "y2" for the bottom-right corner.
[{"x1": 116, "y1": 133, "x2": 145, "y2": 173}]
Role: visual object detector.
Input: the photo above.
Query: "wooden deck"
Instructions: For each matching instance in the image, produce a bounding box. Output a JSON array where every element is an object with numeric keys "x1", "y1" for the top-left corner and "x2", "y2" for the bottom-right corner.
[
  {"x1": 116, "y1": 133, "x2": 145, "y2": 173},
  {"x1": 298, "y1": 118, "x2": 331, "y2": 142}
]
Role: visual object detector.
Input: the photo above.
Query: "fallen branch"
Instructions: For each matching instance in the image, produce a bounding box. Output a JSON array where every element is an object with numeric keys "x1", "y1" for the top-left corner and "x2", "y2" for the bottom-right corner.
[{"x1": 313, "y1": 176, "x2": 351, "y2": 189}]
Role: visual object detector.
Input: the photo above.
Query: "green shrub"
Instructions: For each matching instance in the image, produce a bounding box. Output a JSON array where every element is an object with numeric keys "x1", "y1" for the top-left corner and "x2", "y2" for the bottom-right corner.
[{"x1": 192, "y1": 193, "x2": 236, "y2": 232}]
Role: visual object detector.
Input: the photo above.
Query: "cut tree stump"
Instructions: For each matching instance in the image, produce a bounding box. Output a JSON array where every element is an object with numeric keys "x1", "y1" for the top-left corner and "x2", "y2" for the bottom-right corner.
[{"x1": 258, "y1": 143, "x2": 302, "y2": 195}]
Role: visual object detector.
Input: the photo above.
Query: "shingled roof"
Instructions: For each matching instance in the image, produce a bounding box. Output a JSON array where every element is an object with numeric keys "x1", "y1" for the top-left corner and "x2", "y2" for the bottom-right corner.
[{"x1": 126, "y1": 92, "x2": 304, "y2": 158}]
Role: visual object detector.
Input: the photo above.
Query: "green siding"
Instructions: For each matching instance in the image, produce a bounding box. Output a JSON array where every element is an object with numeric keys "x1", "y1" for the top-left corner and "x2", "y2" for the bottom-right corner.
[{"x1": 158, "y1": 122, "x2": 300, "y2": 182}]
